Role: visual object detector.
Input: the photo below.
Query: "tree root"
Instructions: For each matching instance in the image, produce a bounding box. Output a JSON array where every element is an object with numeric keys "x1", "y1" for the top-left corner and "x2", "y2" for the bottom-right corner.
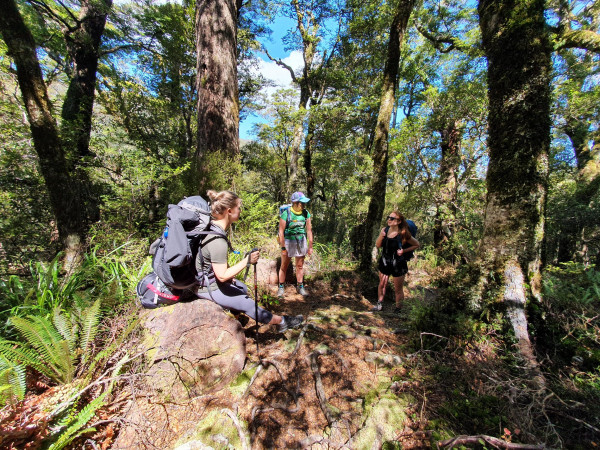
[
  {"x1": 222, "y1": 407, "x2": 250, "y2": 450},
  {"x1": 242, "y1": 363, "x2": 264, "y2": 398},
  {"x1": 437, "y1": 435, "x2": 545, "y2": 449},
  {"x1": 307, "y1": 348, "x2": 336, "y2": 425},
  {"x1": 291, "y1": 322, "x2": 310, "y2": 357},
  {"x1": 261, "y1": 358, "x2": 298, "y2": 401}
]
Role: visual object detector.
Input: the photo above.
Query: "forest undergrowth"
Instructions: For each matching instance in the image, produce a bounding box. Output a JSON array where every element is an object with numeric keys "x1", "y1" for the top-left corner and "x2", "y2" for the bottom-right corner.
[{"x1": 0, "y1": 237, "x2": 598, "y2": 449}]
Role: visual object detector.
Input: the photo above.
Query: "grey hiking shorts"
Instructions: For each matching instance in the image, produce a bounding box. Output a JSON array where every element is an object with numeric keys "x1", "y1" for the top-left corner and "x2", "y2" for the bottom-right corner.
[{"x1": 285, "y1": 236, "x2": 308, "y2": 258}]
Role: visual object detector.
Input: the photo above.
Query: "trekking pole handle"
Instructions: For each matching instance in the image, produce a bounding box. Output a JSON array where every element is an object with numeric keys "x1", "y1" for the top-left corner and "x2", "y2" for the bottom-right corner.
[{"x1": 245, "y1": 247, "x2": 260, "y2": 267}]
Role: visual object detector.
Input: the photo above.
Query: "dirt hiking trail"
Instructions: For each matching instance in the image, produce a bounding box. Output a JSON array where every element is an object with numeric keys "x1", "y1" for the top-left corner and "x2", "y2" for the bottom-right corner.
[{"x1": 112, "y1": 269, "x2": 434, "y2": 449}]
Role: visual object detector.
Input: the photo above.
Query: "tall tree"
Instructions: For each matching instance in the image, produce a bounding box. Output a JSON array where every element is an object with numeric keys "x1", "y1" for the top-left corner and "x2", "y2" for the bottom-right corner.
[
  {"x1": 476, "y1": 0, "x2": 552, "y2": 387},
  {"x1": 551, "y1": 49, "x2": 600, "y2": 263},
  {"x1": 60, "y1": 0, "x2": 113, "y2": 165},
  {"x1": 358, "y1": 0, "x2": 416, "y2": 271},
  {"x1": 427, "y1": 70, "x2": 487, "y2": 254},
  {"x1": 265, "y1": 0, "x2": 342, "y2": 194},
  {"x1": 0, "y1": 0, "x2": 111, "y2": 261},
  {"x1": 195, "y1": 0, "x2": 241, "y2": 192}
]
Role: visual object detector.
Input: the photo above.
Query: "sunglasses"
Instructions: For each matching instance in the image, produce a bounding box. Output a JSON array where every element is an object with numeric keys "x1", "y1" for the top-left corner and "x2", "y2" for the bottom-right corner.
[{"x1": 387, "y1": 216, "x2": 399, "y2": 221}]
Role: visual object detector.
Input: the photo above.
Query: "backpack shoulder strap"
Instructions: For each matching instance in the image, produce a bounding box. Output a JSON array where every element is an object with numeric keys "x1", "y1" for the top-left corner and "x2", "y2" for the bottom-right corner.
[
  {"x1": 284, "y1": 207, "x2": 308, "y2": 229},
  {"x1": 384, "y1": 226, "x2": 390, "y2": 236},
  {"x1": 197, "y1": 225, "x2": 234, "y2": 252},
  {"x1": 285, "y1": 206, "x2": 292, "y2": 229}
]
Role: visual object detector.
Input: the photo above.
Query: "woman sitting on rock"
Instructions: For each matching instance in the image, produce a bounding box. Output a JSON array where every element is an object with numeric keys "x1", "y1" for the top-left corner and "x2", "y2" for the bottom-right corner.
[{"x1": 195, "y1": 190, "x2": 304, "y2": 332}]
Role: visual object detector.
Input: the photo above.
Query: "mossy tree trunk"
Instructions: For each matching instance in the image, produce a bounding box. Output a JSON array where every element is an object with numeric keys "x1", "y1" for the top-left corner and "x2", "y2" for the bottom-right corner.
[
  {"x1": 434, "y1": 120, "x2": 461, "y2": 252},
  {"x1": 358, "y1": 0, "x2": 416, "y2": 271},
  {"x1": 195, "y1": 0, "x2": 241, "y2": 193},
  {"x1": 0, "y1": 0, "x2": 106, "y2": 263},
  {"x1": 476, "y1": 0, "x2": 551, "y2": 387}
]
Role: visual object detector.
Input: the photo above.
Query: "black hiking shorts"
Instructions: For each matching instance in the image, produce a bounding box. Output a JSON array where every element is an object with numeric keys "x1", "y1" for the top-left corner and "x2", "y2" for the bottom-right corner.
[{"x1": 378, "y1": 255, "x2": 408, "y2": 277}]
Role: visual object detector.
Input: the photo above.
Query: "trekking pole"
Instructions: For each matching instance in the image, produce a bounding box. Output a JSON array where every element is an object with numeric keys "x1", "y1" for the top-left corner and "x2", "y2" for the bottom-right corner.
[
  {"x1": 249, "y1": 247, "x2": 260, "y2": 355},
  {"x1": 254, "y1": 257, "x2": 259, "y2": 355}
]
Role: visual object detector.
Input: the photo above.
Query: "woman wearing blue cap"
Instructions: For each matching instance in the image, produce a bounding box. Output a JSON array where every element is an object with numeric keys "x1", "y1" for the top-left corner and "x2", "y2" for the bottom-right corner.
[{"x1": 277, "y1": 192, "x2": 313, "y2": 297}]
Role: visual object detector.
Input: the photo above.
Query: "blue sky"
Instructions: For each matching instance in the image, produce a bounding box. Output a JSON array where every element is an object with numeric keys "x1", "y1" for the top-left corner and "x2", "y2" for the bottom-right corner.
[{"x1": 240, "y1": 15, "x2": 303, "y2": 140}]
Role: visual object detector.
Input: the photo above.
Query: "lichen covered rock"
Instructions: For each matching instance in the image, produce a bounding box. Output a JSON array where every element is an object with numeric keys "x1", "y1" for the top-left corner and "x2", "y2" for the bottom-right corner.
[{"x1": 143, "y1": 299, "x2": 246, "y2": 401}]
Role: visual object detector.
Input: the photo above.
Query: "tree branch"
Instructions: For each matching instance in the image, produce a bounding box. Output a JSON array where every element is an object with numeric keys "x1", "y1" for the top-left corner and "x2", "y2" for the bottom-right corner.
[
  {"x1": 28, "y1": 0, "x2": 78, "y2": 32},
  {"x1": 263, "y1": 47, "x2": 298, "y2": 83},
  {"x1": 438, "y1": 435, "x2": 544, "y2": 449},
  {"x1": 415, "y1": 23, "x2": 466, "y2": 54},
  {"x1": 553, "y1": 28, "x2": 600, "y2": 53}
]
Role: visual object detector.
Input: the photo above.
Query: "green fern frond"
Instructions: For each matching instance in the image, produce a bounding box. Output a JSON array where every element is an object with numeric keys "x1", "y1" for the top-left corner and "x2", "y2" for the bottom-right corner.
[
  {"x1": 0, "y1": 339, "x2": 48, "y2": 376},
  {"x1": 48, "y1": 392, "x2": 107, "y2": 450},
  {"x1": 8, "y1": 317, "x2": 75, "y2": 384},
  {"x1": 78, "y1": 299, "x2": 102, "y2": 364},
  {"x1": 0, "y1": 354, "x2": 26, "y2": 405},
  {"x1": 55, "y1": 340, "x2": 75, "y2": 384},
  {"x1": 52, "y1": 308, "x2": 77, "y2": 354},
  {"x1": 10, "y1": 316, "x2": 64, "y2": 367}
]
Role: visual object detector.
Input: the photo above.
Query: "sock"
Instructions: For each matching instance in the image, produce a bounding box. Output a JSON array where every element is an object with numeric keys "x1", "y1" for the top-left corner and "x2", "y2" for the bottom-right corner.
[
  {"x1": 280, "y1": 316, "x2": 286, "y2": 326},
  {"x1": 279, "y1": 283, "x2": 284, "y2": 288}
]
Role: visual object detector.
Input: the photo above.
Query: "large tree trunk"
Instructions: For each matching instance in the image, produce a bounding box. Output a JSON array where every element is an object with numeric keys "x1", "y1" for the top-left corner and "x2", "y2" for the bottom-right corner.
[
  {"x1": 434, "y1": 121, "x2": 460, "y2": 252},
  {"x1": 358, "y1": 0, "x2": 415, "y2": 271},
  {"x1": 0, "y1": 0, "x2": 91, "y2": 262},
  {"x1": 304, "y1": 106, "x2": 316, "y2": 199},
  {"x1": 195, "y1": 0, "x2": 240, "y2": 192},
  {"x1": 60, "y1": 0, "x2": 112, "y2": 225},
  {"x1": 477, "y1": 0, "x2": 551, "y2": 388},
  {"x1": 61, "y1": 0, "x2": 112, "y2": 162}
]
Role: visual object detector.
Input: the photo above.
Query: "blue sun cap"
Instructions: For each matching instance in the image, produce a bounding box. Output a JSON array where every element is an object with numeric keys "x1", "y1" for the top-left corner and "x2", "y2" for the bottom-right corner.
[{"x1": 290, "y1": 191, "x2": 310, "y2": 203}]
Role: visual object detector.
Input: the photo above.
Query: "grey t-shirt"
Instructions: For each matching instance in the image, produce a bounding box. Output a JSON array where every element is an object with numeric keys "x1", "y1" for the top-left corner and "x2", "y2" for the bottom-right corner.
[{"x1": 195, "y1": 226, "x2": 228, "y2": 291}]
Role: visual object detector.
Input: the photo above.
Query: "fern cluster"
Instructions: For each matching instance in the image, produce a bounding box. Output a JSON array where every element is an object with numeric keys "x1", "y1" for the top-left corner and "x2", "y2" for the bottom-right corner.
[{"x1": 0, "y1": 299, "x2": 102, "y2": 391}]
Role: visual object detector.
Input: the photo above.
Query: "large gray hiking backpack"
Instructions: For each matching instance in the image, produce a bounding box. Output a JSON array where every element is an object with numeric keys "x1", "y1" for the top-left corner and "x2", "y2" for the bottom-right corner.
[{"x1": 136, "y1": 196, "x2": 231, "y2": 309}]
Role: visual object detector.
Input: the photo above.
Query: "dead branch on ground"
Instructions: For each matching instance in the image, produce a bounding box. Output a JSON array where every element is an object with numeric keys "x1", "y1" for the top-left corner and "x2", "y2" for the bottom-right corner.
[{"x1": 437, "y1": 434, "x2": 545, "y2": 449}]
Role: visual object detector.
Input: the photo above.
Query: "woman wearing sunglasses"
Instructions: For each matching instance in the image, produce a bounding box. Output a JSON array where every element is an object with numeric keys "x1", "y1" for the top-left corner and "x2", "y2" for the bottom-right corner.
[{"x1": 372, "y1": 212, "x2": 420, "y2": 313}]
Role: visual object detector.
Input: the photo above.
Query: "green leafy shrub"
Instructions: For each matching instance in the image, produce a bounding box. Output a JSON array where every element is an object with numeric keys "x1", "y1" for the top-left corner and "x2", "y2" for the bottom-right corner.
[
  {"x1": 538, "y1": 263, "x2": 600, "y2": 369},
  {"x1": 0, "y1": 240, "x2": 148, "y2": 341}
]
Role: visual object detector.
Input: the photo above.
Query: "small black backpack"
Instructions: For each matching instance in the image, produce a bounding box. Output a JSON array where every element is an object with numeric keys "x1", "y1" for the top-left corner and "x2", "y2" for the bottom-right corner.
[
  {"x1": 382, "y1": 219, "x2": 418, "y2": 261},
  {"x1": 136, "y1": 196, "x2": 231, "y2": 308}
]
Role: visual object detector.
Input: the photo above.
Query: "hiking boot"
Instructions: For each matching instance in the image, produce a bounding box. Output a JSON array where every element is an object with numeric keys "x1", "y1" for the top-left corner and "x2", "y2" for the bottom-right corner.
[
  {"x1": 371, "y1": 301, "x2": 383, "y2": 312},
  {"x1": 278, "y1": 315, "x2": 304, "y2": 332},
  {"x1": 296, "y1": 285, "x2": 308, "y2": 296},
  {"x1": 276, "y1": 285, "x2": 285, "y2": 297}
]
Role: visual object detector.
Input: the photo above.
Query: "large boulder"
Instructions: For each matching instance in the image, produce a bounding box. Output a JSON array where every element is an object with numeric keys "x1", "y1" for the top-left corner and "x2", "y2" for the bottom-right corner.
[
  {"x1": 112, "y1": 299, "x2": 247, "y2": 449},
  {"x1": 255, "y1": 258, "x2": 278, "y2": 285},
  {"x1": 142, "y1": 298, "x2": 246, "y2": 401}
]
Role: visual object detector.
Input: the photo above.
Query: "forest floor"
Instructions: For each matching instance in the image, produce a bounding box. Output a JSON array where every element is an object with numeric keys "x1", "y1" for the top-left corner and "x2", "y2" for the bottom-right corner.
[
  {"x1": 3, "y1": 266, "x2": 595, "y2": 449},
  {"x1": 109, "y1": 268, "x2": 448, "y2": 449}
]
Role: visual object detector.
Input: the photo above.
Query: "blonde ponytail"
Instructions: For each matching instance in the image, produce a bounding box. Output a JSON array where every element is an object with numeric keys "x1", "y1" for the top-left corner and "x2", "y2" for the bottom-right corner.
[{"x1": 207, "y1": 190, "x2": 240, "y2": 216}]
